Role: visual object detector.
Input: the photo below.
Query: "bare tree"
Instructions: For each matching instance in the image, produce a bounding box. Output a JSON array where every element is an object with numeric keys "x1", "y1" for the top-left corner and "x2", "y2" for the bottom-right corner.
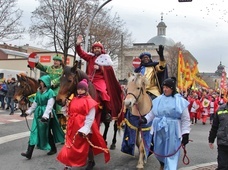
[
  {"x1": 84, "y1": 9, "x2": 132, "y2": 61},
  {"x1": 166, "y1": 42, "x2": 185, "y2": 77},
  {"x1": 0, "y1": 0, "x2": 25, "y2": 41},
  {"x1": 29, "y1": 0, "x2": 99, "y2": 64},
  {"x1": 29, "y1": 0, "x2": 132, "y2": 65}
]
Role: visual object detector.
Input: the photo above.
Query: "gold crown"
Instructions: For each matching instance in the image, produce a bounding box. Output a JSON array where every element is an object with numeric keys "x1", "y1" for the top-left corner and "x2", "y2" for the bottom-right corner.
[{"x1": 93, "y1": 41, "x2": 102, "y2": 44}]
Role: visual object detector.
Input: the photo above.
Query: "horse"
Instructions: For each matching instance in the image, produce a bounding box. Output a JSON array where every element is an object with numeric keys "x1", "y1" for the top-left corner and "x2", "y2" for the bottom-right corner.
[
  {"x1": 56, "y1": 64, "x2": 119, "y2": 150},
  {"x1": 122, "y1": 73, "x2": 153, "y2": 170},
  {"x1": 13, "y1": 73, "x2": 39, "y2": 117}
]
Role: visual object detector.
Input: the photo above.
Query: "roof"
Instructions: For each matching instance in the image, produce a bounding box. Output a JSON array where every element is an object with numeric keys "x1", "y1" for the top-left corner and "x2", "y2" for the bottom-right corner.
[
  {"x1": 157, "y1": 21, "x2": 167, "y2": 27},
  {"x1": 0, "y1": 48, "x2": 29, "y2": 58},
  {"x1": 147, "y1": 35, "x2": 175, "y2": 46}
]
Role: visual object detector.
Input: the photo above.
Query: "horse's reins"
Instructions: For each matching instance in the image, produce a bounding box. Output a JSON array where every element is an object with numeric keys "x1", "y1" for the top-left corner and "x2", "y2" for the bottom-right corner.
[
  {"x1": 90, "y1": 69, "x2": 96, "y2": 82},
  {"x1": 125, "y1": 88, "x2": 143, "y2": 103},
  {"x1": 19, "y1": 79, "x2": 37, "y2": 132},
  {"x1": 135, "y1": 103, "x2": 191, "y2": 165}
]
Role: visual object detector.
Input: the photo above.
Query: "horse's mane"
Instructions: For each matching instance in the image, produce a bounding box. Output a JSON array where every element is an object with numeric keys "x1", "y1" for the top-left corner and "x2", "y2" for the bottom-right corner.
[
  {"x1": 17, "y1": 73, "x2": 38, "y2": 83},
  {"x1": 128, "y1": 73, "x2": 148, "y2": 88},
  {"x1": 61, "y1": 66, "x2": 96, "y2": 99},
  {"x1": 63, "y1": 66, "x2": 89, "y2": 81}
]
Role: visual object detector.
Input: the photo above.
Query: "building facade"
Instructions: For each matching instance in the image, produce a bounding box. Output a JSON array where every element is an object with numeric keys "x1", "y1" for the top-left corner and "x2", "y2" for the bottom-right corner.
[
  {"x1": 0, "y1": 44, "x2": 75, "y2": 80},
  {"x1": 117, "y1": 15, "x2": 192, "y2": 80}
]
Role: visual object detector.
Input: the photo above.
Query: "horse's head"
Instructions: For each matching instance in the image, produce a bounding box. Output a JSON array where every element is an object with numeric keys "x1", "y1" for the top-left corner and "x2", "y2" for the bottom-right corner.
[
  {"x1": 13, "y1": 74, "x2": 39, "y2": 103},
  {"x1": 124, "y1": 73, "x2": 148, "y2": 108},
  {"x1": 56, "y1": 62, "x2": 96, "y2": 106},
  {"x1": 56, "y1": 65, "x2": 78, "y2": 106}
]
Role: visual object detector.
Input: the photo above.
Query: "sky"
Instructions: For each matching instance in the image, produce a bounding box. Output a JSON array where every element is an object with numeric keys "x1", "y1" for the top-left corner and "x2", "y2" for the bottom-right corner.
[{"x1": 11, "y1": 0, "x2": 228, "y2": 73}]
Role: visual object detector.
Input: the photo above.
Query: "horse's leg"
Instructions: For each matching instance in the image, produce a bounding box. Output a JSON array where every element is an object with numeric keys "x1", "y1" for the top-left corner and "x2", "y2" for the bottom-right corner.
[
  {"x1": 19, "y1": 109, "x2": 24, "y2": 117},
  {"x1": 102, "y1": 122, "x2": 109, "y2": 144},
  {"x1": 136, "y1": 131, "x2": 144, "y2": 170},
  {"x1": 110, "y1": 120, "x2": 117, "y2": 150}
]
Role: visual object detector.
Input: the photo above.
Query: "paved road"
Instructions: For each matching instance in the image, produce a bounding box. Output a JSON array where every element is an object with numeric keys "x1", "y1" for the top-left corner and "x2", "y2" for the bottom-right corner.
[{"x1": 0, "y1": 109, "x2": 218, "y2": 170}]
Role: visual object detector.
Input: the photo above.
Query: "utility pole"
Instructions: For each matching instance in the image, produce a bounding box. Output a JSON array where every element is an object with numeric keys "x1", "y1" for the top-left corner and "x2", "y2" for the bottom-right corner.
[{"x1": 82, "y1": 0, "x2": 112, "y2": 71}]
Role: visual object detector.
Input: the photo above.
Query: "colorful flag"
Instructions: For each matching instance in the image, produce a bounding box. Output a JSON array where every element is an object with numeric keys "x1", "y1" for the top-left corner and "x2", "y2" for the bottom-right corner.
[
  {"x1": 177, "y1": 50, "x2": 185, "y2": 90},
  {"x1": 184, "y1": 61, "x2": 193, "y2": 89},
  {"x1": 191, "y1": 61, "x2": 199, "y2": 76},
  {"x1": 220, "y1": 69, "x2": 227, "y2": 89}
]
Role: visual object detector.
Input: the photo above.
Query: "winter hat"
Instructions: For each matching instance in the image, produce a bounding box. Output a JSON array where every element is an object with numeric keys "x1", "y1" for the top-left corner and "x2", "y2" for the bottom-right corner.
[
  {"x1": 162, "y1": 77, "x2": 176, "y2": 90},
  {"x1": 92, "y1": 41, "x2": 105, "y2": 54},
  {"x1": 53, "y1": 55, "x2": 62, "y2": 61},
  {"x1": 139, "y1": 52, "x2": 152, "y2": 59},
  {"x1": 77, "y1": 79, "x2": 88, "y2": 91}
]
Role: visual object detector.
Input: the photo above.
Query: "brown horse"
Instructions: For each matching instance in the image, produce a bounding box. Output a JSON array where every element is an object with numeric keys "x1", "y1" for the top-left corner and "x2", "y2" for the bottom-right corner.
[
  {"x1": 122, "y1": 73, "x2": 153, "y2": 170},
  {"x1": 13, "y1": 73, "x2": 39, "y2": 117},
  {"x1": 56, "y1": 64, "x2": 118, "y2": 150}
]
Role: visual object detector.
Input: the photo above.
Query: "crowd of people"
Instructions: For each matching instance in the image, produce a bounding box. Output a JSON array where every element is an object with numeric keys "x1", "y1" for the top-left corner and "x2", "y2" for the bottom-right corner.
[
  {"x1": 184, "y1": 88, "x2": 224, "y2": 125},
  {"x1": 0, "y1": 77, "x2": 17, "y2": 115}
]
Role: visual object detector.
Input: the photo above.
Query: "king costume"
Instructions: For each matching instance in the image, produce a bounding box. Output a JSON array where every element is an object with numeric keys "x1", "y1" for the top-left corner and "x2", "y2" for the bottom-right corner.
[{"x1": 76, "y1": 44, "x2": 123, "y2": 124}]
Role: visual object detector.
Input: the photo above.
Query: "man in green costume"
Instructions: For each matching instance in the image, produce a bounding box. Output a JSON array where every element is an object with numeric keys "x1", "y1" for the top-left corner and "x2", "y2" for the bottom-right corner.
[
  {"x1": 35, "y1": 55, "x2": 66, "y2": 130},
  {"x1": 21, "y1": 75, "x2": 65, "y2": 159}
]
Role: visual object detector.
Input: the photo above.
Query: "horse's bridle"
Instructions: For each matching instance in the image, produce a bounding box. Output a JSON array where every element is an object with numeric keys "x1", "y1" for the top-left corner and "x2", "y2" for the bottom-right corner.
[
  {"x1": 126, "y1": 87, "x2": 143, "y2": 103},
  {"x1": 17, "y1": 81, "x2": 34, "y2": 102},
  {"x1": 65, "y1": 71, "x2": 80, "y2": 100}
]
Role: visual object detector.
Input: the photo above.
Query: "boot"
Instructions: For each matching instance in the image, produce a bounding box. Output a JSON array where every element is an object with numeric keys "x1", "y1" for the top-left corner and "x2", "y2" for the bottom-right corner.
[
  {"x1": 159, "y1": 161, "x2": 164, "y2": 170},
  {"x1": 85, "y1": 160, "x2": 95, "y2": 170},
  {"x1": 21, "y1": 145, "x2": 35, "y2": 159},
  {"x1": 47, "y1": 131, "x2": 57, "y2": 155},
  {"x1": 86, "y1": 147, "x2": 95, "y2": 170}
]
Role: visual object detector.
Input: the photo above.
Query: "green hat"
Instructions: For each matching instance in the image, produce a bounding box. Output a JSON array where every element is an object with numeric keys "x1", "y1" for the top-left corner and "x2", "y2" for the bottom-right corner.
[{"x1": 53, "y1": 55, "x2": 62, "y2": 61}]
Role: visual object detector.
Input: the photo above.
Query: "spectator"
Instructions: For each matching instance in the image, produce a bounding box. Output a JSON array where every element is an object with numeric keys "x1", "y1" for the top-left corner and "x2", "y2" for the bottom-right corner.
[
  {"x1": 6, "y1": 77, "x2": 17, "y2": 115},
  {"x1": 0, "y1": 79, "x2": 7, "y2": 109},
  {"x1": 208, "y1": 101, "x2": 228, "y2": 170}
]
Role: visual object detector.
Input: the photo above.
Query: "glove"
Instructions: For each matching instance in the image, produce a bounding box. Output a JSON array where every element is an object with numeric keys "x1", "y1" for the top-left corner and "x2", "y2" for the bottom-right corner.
[
  {"x1": 138, "y1": 116, "x2": 147, "y2": 126},
  {"x1": 40, "y1": 117, "x2": 48, "y2": 123},
  {"x1": 182, "y1": 133, "x2": 189, "y2": 146},
  {"x1": 156, "y1": 45, "x2": 165, "y2": 61},
  {"x1": 78, "y1": 132, "x2": 86, "y2": 138},
  {"x1": 34, "y1": 55, "x2": 39, "y2": 63}
]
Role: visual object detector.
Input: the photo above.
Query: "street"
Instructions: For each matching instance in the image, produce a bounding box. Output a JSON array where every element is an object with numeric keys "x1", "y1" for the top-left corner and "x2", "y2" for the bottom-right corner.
[{"x1": 0, "y1": 109, "x2": 217, "y2": 170}]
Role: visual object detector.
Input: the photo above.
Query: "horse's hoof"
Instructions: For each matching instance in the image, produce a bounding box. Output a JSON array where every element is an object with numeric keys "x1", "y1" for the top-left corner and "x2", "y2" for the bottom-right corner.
[
  {"x1": 110, "y1": 144, "x2": 116, "y2": 150},
  {"x1": 136, "y1": 164, "x2": 144, "y2": 170},
  {"x1": 136, "y1": 168, "x2": 144, "y2": 170}
]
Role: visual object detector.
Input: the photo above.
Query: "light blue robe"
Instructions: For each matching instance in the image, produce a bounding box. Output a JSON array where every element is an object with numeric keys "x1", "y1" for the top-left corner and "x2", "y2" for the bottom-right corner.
[{"x1": 146, "y1": 93, "x2": 190, "y2": 170}]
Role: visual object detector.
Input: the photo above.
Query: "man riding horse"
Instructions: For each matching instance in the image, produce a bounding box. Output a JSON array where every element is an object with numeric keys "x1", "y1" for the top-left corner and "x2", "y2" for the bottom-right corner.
[
  {"x1": 121, "y1": 45, "x2": 168, "y2": 169},
  {"x1": 34, "y1": 55, "x2": 66, "y2": 130},
  {"x1": 76, "y1": 35, "x2": 123, "y2": 126},
  {"x1": 134, "y1": 45, "x2": 168, "y2": 99}
]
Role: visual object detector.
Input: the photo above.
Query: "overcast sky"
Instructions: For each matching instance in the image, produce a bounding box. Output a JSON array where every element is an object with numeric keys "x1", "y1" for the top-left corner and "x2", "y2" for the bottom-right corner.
[{"x1": 12, "y1": 0, "x2": 228, "y2": 73}]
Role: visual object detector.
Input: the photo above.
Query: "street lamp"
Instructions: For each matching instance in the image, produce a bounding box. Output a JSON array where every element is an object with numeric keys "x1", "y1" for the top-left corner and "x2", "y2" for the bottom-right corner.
[{"x1": 84, "y1": 0, "x2": 112, "y2": 52}]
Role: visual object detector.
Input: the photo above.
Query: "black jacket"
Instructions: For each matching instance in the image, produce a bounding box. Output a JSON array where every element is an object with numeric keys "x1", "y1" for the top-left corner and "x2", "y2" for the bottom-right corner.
[{"x1": 208, "y1": 103, "x2": 228, "y2": 147}]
